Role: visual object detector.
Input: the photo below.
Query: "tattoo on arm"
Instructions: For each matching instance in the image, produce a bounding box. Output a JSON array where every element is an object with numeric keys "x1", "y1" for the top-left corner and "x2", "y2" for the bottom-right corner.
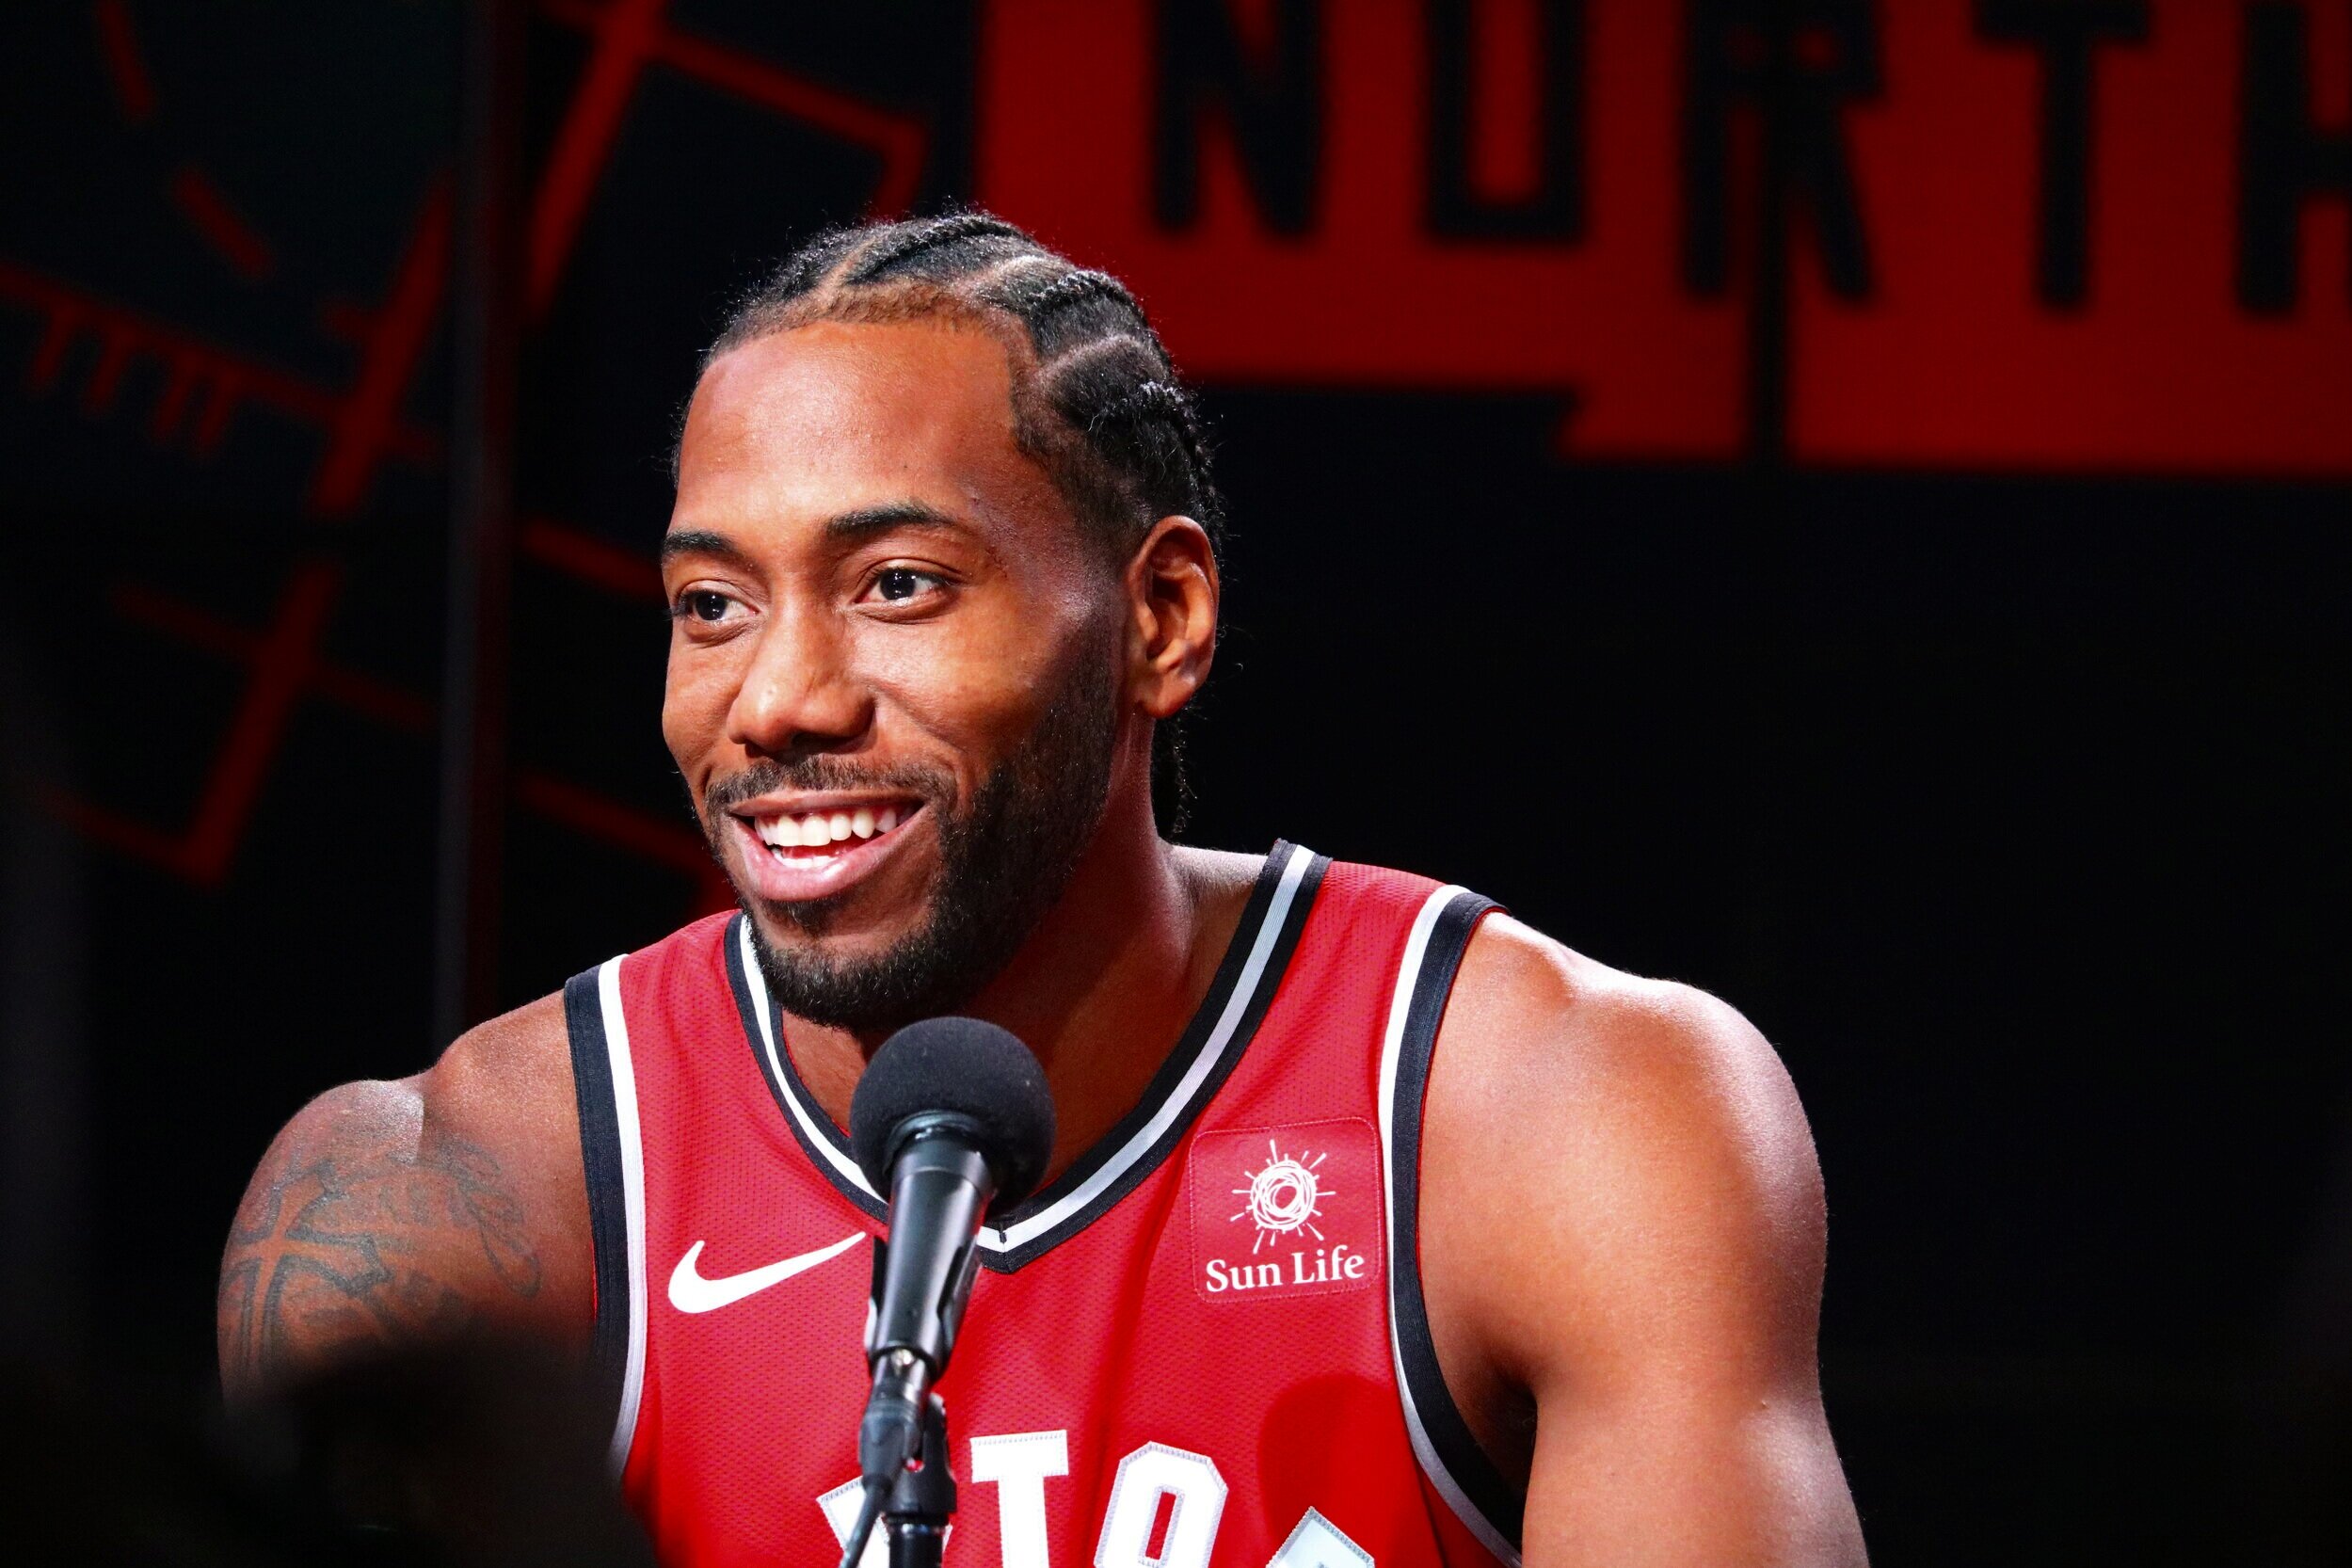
[{"x1": 217, "y1": 1133, "x2": 543, "y2": 1390}]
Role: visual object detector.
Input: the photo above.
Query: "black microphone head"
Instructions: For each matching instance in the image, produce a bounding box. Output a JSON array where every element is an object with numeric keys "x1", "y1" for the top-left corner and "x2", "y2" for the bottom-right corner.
[{"x1": 850, "y1": 1017, "x2": 1056, "y2": 1211}]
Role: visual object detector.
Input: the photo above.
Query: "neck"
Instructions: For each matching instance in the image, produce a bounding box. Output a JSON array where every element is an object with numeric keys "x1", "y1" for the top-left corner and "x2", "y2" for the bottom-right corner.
[{"x1": 782, "y1": 785, "x2": 1252, "y2": 1181}]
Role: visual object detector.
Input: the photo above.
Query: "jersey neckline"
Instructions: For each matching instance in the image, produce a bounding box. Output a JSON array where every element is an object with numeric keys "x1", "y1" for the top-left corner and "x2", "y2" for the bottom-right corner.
[{"x1": 724, "y1": 840, "x2": 1329, "y2": 1272}]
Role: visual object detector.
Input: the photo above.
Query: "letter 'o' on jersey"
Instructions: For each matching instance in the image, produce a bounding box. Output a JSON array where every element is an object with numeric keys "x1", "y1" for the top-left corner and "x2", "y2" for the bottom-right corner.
[{"x1": 1096, "y1": 1443, "x2": 1225, "y2": 1568}]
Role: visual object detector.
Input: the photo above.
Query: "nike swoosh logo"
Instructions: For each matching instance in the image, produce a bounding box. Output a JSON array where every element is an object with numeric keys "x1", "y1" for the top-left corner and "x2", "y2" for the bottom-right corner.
[{"x1": 667, "y1": 1231, "x2": 866, "y2": 1314}]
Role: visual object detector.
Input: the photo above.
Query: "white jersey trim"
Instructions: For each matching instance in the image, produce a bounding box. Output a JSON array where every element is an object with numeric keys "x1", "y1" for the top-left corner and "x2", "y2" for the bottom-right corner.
[
  {"x1": 597, "y1": 954, "x2": 650, "y2": 1480},
  {"x1": 1375, "y1": 886, "x2": 1524, "y2": 1568},
  {"x1": 738, "y1": 918, "x2": 876, "y2": 1202}
]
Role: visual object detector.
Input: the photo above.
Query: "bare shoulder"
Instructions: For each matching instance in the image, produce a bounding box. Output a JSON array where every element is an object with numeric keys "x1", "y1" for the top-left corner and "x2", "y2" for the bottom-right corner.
[
  {"x1": 420, "y1": 988, "x2": 587, "y2": 1165},
  {"x1": 1418, "y1": 914, "x2": 1831, "y2": 1476},
  {"x1": 1432, "y1": 914, "x2": 1821, "y2": 1210},
  {"x1": 217, "y1": 992, "x2": 592, "y2": 1400}
]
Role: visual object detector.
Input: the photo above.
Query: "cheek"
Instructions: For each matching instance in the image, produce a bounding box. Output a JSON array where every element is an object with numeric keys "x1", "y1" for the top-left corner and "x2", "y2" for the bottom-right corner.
[
  {"x1": 661, "y1": 640, "x2": 737, "y2": 769},
  {"x1": 867, "y1": 650, "x2": 1032, "y2": 756},
  {"x1": 866, "y1": 600, "x2": 1099, "y2": 746}
]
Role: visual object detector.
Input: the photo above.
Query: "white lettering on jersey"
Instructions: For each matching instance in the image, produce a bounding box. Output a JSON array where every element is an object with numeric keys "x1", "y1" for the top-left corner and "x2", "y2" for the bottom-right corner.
[
  {"x1": 1204, "y1": 1245, "x2": 1369, "y2": 1293},
  {"x1": 818, "y1": 1476, "x2": 890, "y2": 1568},
  {"x1": 1266, "y1": 1509, "x2": 1373, "y2": 1568},
  {"x1": 971, "y1": 1431, "x2": 1071, "y2": 1568},
  {"x1": 823, "y1": 1433, "x2": 1369, "y2": 1568},
  {"x1": 1095, "y1": 1443, "x2": 1227, "y2": 1568}
]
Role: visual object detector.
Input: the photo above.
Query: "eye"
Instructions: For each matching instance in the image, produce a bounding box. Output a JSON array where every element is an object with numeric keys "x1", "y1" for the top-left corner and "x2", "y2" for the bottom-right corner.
[
  {"x1": 672, "y1": 588, "x2": 744, "y2": 625},
  {"x1": 865, "y1": 567, "x2": 949, "y2": 605}
]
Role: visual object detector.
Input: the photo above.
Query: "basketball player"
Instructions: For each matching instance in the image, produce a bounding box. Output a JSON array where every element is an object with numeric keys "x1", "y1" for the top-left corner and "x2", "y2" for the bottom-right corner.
[{"x1": 221, "y1": 214, "x2": 1865, "y2": 1568}]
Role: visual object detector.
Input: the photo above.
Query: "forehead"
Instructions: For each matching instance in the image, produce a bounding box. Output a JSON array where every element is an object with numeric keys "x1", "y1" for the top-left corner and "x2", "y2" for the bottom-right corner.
[{"x1": 674, "y1": 318, "x2": 1067, "y2": 543}]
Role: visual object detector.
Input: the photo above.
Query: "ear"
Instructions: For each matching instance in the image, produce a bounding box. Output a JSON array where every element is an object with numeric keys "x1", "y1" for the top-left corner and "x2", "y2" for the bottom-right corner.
[{"x1": 1123, "y1": 516, "x2": 1220, "y2": 721}]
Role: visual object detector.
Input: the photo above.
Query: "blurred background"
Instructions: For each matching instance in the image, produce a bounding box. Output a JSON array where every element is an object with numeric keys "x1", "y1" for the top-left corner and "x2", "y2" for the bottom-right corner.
[{"x1": 2, "y1": 2, "x2": 2348, "y2": 1562}]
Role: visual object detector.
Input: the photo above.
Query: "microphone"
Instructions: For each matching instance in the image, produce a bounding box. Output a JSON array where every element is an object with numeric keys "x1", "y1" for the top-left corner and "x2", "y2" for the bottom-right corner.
[{"x1": 839, "y1": 1016, "x2": 1054, "y2": 1568}]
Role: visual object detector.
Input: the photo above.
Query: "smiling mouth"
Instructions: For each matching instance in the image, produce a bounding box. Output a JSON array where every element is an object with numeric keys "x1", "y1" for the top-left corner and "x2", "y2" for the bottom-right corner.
[{"x1": 742, "y1": 801, "x2": 921, "y2": 860}]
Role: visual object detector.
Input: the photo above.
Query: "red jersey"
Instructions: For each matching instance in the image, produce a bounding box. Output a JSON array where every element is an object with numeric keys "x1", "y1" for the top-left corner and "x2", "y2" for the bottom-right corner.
[{"x1": 563, "y1": 843, "x2": 1520, "y2": 1568}]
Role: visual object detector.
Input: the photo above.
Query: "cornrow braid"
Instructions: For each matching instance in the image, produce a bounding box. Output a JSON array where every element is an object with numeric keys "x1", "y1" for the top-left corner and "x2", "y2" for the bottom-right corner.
[
  {"x1": 700, "y1": 209, "x2": 1225, "y2": 555},
  {"x1": 842, "y1": 212, "x2": 1032, "y2": 285},
  {"x1": 1023, "y1": 268, "x2": 1136, "y2": 318},
  {"x1": 1092, "y1": 378, "x2": 1185, "y2": 430},
  {"x1": 775, "y1": 225, "x2": 861, "y2": 296},
  {"x1": 1162, "y1": 395, "x2": 1219, "y2": 518}
]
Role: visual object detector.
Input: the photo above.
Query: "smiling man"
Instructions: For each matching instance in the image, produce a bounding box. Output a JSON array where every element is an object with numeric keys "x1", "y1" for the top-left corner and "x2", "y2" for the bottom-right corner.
[{"x1": 221, "y1": 213, "x2": 1865, "y2": 1568}]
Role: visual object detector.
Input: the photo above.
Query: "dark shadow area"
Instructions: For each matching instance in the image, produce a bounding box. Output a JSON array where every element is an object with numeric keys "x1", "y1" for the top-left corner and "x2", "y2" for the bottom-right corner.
[{"x1": 0, "y1": 1344, "x2": 652, "y2": 1568}]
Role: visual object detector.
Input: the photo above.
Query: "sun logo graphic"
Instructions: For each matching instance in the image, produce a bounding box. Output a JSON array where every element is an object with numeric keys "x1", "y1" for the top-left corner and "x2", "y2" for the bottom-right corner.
[
  {"x1": 1232, "y1": 1139, "x2": 1329, "y2": 1253},
  {"x1": 1190, "y1": 1120, "x2": 1378, "y2": 1300}
]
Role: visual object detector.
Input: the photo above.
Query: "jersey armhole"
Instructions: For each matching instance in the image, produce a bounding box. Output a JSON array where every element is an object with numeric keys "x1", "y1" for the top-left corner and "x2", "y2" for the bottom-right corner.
[
  {"x1": 1376, "y1": 887, "x2": 1526, "y2": 1566},
  {"x1": 565, "y1": 957, "x2": 647, "y2": 1480}
]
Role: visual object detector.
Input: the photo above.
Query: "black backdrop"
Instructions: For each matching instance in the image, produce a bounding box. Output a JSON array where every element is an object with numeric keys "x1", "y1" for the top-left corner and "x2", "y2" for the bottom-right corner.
[{"x1": 3, "y1": 5, "x2": 2349, "y2": 1564}]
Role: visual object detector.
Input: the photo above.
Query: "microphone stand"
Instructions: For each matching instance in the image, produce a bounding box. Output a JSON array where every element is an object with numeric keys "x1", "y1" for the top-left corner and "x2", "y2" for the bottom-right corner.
[
  {"x1": 883, "y1": 1393, "x2": 954, "y2": 1568},
  {"x1": 840, "y1": 1368, "x2": 955, "y2": 1568},
  {"x1": 846, "y1": 1118, "x2": 989, "y2": 1568}
]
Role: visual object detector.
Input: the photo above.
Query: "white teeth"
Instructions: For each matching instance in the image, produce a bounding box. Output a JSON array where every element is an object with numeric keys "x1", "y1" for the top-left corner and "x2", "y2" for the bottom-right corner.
[{"x1": 758, "y1": 804, "x2": 907, "y2": 854}]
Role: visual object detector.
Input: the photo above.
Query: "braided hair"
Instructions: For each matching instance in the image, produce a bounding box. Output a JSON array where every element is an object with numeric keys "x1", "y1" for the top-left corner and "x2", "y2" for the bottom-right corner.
[
  {"x1": 695, "y1": 211, "x2": 1224, "y2": 830},
  {"x1": 698, "y1": 211, "x2": 1225, "y2": 561}
]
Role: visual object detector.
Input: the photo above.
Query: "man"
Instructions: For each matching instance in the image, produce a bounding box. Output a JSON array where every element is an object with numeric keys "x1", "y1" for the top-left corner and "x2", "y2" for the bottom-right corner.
[{"x1": 220, "y1": 213, "x2": 1866, "y2": 1568}]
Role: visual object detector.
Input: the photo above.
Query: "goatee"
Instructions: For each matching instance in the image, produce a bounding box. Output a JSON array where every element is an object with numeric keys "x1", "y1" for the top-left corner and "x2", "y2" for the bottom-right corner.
[{"x1": 703, "y1": 638, "x2": 1120, "y2": 1033}]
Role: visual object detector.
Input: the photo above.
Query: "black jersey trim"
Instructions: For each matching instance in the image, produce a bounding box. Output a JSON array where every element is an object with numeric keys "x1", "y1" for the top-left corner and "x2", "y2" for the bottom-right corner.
[
  {"x1": 1380, "y1": 887, "x2": 1525, "y2": 1562},
  {"x1": 722, "y1": 923, "x2": 888, "y2": 1227},
  {"x1": 564, "y1": 962, "x2": 633, "y2": 1468},
  {"x1": 728, "y1": 840, "x2": 1330, "y2": 1272}
]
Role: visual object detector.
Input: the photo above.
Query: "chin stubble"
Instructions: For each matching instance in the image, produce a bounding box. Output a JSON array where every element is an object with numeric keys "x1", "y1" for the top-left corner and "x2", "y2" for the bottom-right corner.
[{"x1": 712, "y1": 640, "x2": 1120, "y2": 1032}]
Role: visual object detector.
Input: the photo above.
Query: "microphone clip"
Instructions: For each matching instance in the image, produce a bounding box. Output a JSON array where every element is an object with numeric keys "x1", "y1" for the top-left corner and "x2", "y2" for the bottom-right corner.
[
  {"x1": 845, "y1": 1350, "x2": 955, "y2": 1568},
  {"x1": 885, "y1": 1386, "x2": 954, "y2": 1568}
]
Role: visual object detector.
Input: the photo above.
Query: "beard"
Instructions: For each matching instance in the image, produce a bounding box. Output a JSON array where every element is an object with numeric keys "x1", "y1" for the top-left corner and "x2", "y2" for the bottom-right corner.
[{"x1": 699, "y1": 637, "x2": 1120, "y2": 1034}]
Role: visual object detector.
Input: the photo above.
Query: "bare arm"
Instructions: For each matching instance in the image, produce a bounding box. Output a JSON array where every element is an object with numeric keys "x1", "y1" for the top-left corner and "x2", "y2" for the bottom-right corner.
[
  {"x1": 1422, "y1": 916, "x2": 1865, "y2": 1568},
  {"x1": 216, "y1": 993, "x2": 593, "y2": 1401}
]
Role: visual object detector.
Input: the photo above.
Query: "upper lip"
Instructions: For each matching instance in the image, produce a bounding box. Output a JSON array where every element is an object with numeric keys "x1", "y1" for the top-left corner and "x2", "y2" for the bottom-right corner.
[{"x1": 727, "y1": 791, "x2": 926, "y2": 822}]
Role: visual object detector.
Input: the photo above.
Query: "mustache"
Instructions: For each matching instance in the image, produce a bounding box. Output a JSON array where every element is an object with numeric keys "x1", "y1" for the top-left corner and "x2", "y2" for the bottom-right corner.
[{"x1": 702, "y1": 756, "x2": 955, "y2": 818}]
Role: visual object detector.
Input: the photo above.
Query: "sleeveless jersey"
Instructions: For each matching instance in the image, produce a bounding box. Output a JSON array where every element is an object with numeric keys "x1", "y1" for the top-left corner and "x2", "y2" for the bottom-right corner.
[{"x1": 563, "y1": 843, "x2": 1522, "y2": 1568}]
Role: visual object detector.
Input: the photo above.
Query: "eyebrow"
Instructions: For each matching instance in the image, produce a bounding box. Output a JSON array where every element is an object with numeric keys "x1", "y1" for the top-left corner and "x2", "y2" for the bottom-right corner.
[
  {"x1": 659, "y1": 503, "x2": 968, "y2": 568},
  {"x1": 823, "y1": 500, "x2": 968, "y2": 540},
  {"x1": 659, "y1": 527, "x2": 750, "y2": 567}
]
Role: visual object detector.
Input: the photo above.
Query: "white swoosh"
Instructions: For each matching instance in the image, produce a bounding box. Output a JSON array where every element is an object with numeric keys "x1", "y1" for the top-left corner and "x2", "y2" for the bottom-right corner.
[{"x1": 666, "y1": 1232, "x2": 866, "y2": 1314}]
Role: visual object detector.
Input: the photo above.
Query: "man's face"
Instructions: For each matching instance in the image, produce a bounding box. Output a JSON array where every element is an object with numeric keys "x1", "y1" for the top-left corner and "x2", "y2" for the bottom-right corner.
[{"x1": 662, "y1": 318, "x2": 1127, "y2": 1031}]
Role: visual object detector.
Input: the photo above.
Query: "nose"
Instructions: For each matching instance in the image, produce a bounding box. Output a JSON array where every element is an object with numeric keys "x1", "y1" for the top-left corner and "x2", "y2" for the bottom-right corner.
[{"x1": 724, "y1": 603, "x2": 874, "y2": 762}]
